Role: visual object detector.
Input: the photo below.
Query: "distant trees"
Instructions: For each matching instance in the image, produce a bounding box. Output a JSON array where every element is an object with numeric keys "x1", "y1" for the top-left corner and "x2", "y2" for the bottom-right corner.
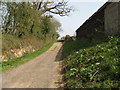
[
  {"x1": 1, "y1": 1, "x2": 73, "y2": 40},
  {"x1": 65, "y1": 35, "x2": 71, "y2": 40},
  {"x1": 65, "y1": 35, "x2": 76, "y2": 41}
]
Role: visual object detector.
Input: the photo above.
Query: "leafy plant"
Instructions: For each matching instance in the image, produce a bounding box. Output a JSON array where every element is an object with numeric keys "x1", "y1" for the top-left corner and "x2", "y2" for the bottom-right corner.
[{"x1": 62, "y1": 35, "x2": 120, "y2": 88}]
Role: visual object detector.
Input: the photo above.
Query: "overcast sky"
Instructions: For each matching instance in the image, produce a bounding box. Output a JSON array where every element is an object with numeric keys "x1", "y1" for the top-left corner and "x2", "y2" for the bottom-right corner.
[{"x1": 54, "y1": 0, "x2": 108, "y2": 38}]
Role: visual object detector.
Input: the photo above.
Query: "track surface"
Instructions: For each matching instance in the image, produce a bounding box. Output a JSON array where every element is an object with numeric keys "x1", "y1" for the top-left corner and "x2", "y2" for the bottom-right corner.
[{"x1": 2, "y1": 42, "x2": 62, "y2": 88}]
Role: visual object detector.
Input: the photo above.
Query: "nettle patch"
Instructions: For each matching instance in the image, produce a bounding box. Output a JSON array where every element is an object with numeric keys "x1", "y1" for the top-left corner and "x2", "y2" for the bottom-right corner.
[{"x1": 62, "y1": 35, "x2": 120, "y2": 88}]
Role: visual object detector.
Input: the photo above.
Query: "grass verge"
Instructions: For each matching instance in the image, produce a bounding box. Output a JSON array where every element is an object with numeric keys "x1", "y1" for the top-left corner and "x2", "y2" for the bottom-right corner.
[
  {"x1": 62, "y1": 35, "x2": 120, "y2": 88},
  {"x1": 1, "y1": 41, "x2": 54, "y2": 71}
]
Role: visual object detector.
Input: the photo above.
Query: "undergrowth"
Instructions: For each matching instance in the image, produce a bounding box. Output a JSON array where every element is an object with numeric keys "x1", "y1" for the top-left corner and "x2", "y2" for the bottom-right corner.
[{"x1": 62, "y1": 35, "x2": 120, "y2": 88}]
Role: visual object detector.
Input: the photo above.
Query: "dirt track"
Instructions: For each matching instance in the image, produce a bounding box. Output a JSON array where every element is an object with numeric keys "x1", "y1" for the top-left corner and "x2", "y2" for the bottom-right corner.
[{"x1": 2, "y1": 42, "x2": 63, "y2": 88}]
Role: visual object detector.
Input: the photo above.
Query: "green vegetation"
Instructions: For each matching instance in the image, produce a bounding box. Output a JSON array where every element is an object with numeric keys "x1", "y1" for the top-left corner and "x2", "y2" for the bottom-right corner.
[
  {"x1": 62, "y1": 35, "x2": 120, "y2": 88},
  {"x1": 1, "y1": 1, "x2": 73, "y2": 60},
  {"x1": 1, "y1": 1, "x2": 72, "y2": 72},
  {"x1": 1, "y1": 41, "x2": 54, "y2": 71},
  {"x1": 2, "y1": 34, "x2": 55, "y2": 60},
  {"x1": 1, "y1": 2, "x2": 72, "y2": 38}
]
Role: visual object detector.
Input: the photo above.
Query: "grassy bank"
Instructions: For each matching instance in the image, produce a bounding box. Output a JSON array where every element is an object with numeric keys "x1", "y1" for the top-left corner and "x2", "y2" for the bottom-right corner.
[
  {"x1": 2, "y1": 34, "x2": 54, "y2": 60},
  {"x1": 1, "y1": 41, "x2": 54, "y2": 71},
  {"x1": 62, "y1": 35, "x2": 120, "y2": 88}
]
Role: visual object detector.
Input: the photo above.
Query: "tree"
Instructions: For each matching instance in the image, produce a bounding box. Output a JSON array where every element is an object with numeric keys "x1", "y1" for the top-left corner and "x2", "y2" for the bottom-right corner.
[
  {"x1": 1, "y1": 1, "x2": 73, "y2": 38},
  {"x1": 35, "y1": 0, "x2": 73, "y2": 16},
  {"x1": 65, "y1": 35, "x2": 71, "y2": 40}
]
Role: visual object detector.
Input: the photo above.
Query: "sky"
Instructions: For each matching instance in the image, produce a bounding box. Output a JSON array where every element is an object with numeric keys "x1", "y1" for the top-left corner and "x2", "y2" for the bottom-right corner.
[{"x1": 54, "y1": 0, "x2": 108, "y2": 38}]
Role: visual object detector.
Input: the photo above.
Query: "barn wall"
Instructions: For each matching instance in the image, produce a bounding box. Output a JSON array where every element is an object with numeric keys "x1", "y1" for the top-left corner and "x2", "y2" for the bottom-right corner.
[
  {"x1": 105, "y1": 2, "x2": 120, "y2": 35},
  {"x1": 76, "y1": 2, "x2": 120, "y2": 40},
  {"x1": 118, "y1": 2, "x2": 120, "y2": 33},
  {"x1": 76, "y1": 12, "x2": 104, "y2": 39}
]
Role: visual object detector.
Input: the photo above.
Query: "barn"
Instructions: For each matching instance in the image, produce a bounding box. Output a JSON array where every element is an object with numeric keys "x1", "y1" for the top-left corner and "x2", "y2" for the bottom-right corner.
[{"x1": 76, "y1": 1, "x2": 120, "y2": 40}]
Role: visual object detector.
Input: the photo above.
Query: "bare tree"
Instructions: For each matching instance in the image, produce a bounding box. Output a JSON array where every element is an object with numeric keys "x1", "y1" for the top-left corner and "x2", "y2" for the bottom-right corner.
[{"x1": 36, "y1": 0, "x2": 73, "y2": 16}]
